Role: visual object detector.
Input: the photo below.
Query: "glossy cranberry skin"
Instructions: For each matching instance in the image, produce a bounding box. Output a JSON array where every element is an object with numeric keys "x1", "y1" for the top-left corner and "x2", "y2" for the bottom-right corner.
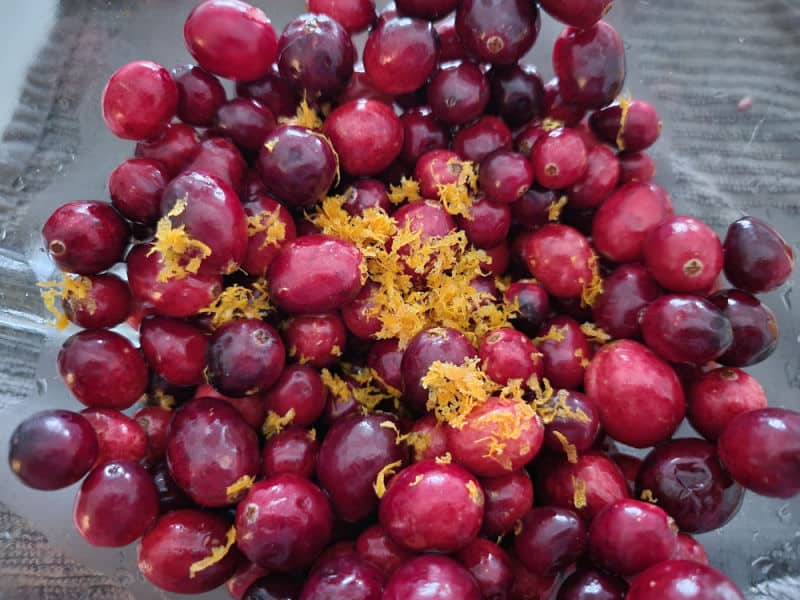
[
  {"x1": 338, "y1": 65, "x2": 395, "y2": 106},
  {"x1": 641, "y1": 295, "x2": 733, "y2": 365},
  {"x1": 135, "y1": 123, "x2": 201, "y2": 177},
  {"x1": 718, "y1": 407, "x2": 800, "y2": 498},
  {"x1": 356, "y1": 525, "x2": 413, "y2": 576},
  {"x1": 434, "y1": 15, "x2": 466, "y2": 62},
  {"x1": 393, "y1": 198, "x2": 456, "y2": 244},
  {"x1": 457, "y1": 538, "x2": 513, "y2": 599},
  {"x1": 709, "y1": 289, "x2": 778, "y2": 367},
  {"x1": 544, "y1": 78, "x2": 587, "y2": 126},
  {"x1": 480, "y1": 328, "x2": 542, "y2": 386},
  {"x1": 242, "y1": 196, "x2": 296, "y2": 277},
  {"x1": 214, "y1": 98, "x2": 276, "y2": 151},
  {"x1": 301, "y1": 555, "x2": 385, "y2": 600},
  {"x1": 184, "y1": 0, "x2": 277, "y2": 81},
  {"x1": 262, "y1": 427, "x2": 319, "y2": 479},
  {"x1": 237, "y1": 65, "x2": 299, "y2": 119},
  {"x1": 509, "y1": 558, "x2": 558, "y2": 600},
  {"x1": 59, "y1": 273, "x2": 131, "y2": 330},
  {"x1": 363, "y1": 17, "x2": 438, "y2": 96},
  {"x1": 536, "y1": 316, "x2": 592, "y2": 390},
  {"x1": 399, "y1": 107, "x2": 448, "y2": 166},
  {"x1": 619, "y1": 150, "x2": 655, "y2": 183},
  {"x1": 452, "y1": 115, "x2": 513, "y2": 162},
  {"x1": 385, "y1": 555, "x2": 480, "y2": 600},
  {"x1": 504, "y1": 280, "x2": 550, "y2": 335},
  {"x1": 264, "y1": 365, "x2": 326, "y2": 427},
  {"x1": 400, "y1": 414, "x2": 446, "y2": 462},
  {"x1": 135, "y1": 406, "x2": 172, "y2": 466},
  {"x1": 531, "y1": 128, "x2": 588, "y2": 189},
  {"x1": 489, "y1": 65, "x2": 546, "y2": 127},
  {"x1": 723, "y1": 216, "x2": 794, "y2": 293},
  {"x1": 236, "y1": 474, "x2": 334, "y2": 570},
  {"x1": 593, "y1": 264, "x2": 662, "y2": 339},
  {"x1": 341, "y1": 281, "x2": 381, "y2": 339},
  {"x1": 414, "y1": 149, "x2": 462, "y2": 198},
  {"x1": 514, "y1": 507, "x2": 586, "y2": 575},
  {"x1": 479, "y1": 150, "x2": 534, "y2": 205},
  {"x1": 108, "y1": 158, "x2": 168, "y2": 225},
  {"x1": 101, "y1": 61, "x2": 177, "y2": 140},
  {"x1": 80, "y1": 408, "x2": 147, "y2": 467},
  {"x1": 568, "y1": 145, "x2": 620, "y2": 209},
  {"x1": 324, "y1": 99, "x2": 404, "y2": 176},
  {"x1": 269, "y1": 234, "x2": 364, "y2": 313},
  {"x1": 140, "y1": 316, "x2": 208, "y2": 387},
  {"x1": 626, "y1": 560, "x2": 745, "y2": 600},
  {"x1": 480, "y1": 470, "x2": 533, "y2": 537},
  {"x1": 227, "y1": 562, "x2": 272, "y2": 600},
  {"x1": 401, "y1": 327, "x2": 477, "y2": 413},
  {"x1": 456, "y1": 0, "x2": 540, "y2": 65},
  {"x1": 482, "y1": 241, "x2": 511, "y2": 276},
  {"x1": 557, "y1": 567, "x2": 627, "y2": 600},
  {"x1": 395, "y1": 0, "x2": 456, "y2": 19},
  {"x1": 308, "y1": 0, "x2": 375, "y2": 33},
  {"x1": 591, "y1": 100, "x2": 661, "y2": 152},
  {"x1": 637, "y1": 438, "x2": 743, "y2": 533},
  {"x1": 284, "y1": 312, "x2": 347, "y2": 368},
  {"x1": 644, "y1": 215, "x2": 724, "y2": 293},
  {"x1": 592, "y1": 182, "x2": 673, "y2": 262},
  {"x1": 42, "y1": 201, "x2": 129, "y2": 275},
  {"x1": 192, "y1": 383, "x2": 266, "y2": 431},
  {"x1": 427, "y1": 62, "x2": 489, "y2": 126},
  {"x1": 544, "y1": 391, "x2": 601, "y2": 455},
  {"x1": 185, "y1": 137, "x2": 247, "y2": 190},
  {"x1": 171, "y1": 64, "x2": 226, "y2": 127},
  {"x1": 540, "y1": 0, "x2": 613, "y2": 29},
  {"x1": 8, "y1": 410, "x2": 98, "y2": 490},
  {"x1": 552, "y1": 22, "x2": 626, "y2": 109},
  {"x1": 524, "y1": 225, "x2": 594, "y2": 300},
  {"x1": 149, "y1": 460, "x2": 192, "y2": 513},
  {"x1": 675, "y1": 533, "x2": 710, "y2": 565},
  {"x1": 138, "y1": 509, "x2": 242, "y2": 594}
]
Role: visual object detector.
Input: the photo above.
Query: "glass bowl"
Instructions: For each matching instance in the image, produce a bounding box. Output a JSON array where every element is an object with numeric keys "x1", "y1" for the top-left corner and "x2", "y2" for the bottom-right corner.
[{"x1": 0, "y1": 1, "x2": 798, "y2": 598}]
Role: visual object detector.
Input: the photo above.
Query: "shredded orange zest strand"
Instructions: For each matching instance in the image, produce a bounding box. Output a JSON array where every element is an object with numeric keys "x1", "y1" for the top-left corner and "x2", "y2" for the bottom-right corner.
[
  {"x1": 307, "y1": 428, "x2": 317, "y2": 441},
  {"x1": 226, "y1": 475, "x2": 255, "y2": 501},
  {"x1": 262, "y1": 408, "x2": 296, "y2": 439},
  {"x1": 330, "y1": 345, "x2": 342, "y2": 357},
  {"x1": 573, "y1": 477, "x2": 588, "y2": 509},
  {"x1": 552, "y1": 430, "x2": 579, "y2": 463},
  {"x1": 542, "y1": 118, "x2": 565, "y2": 131},
  {"x1": 201, "y1": 283, "x2": 272, "y2": 328},
  {"x1": 188, "y1": 526, "x2": 237, "y2": 579},
  {"x1": 388, "y1": 177, "x2": 422, "y2": 205},
  {"x1": 38, "y1": 275, "x2": 95, "y2": 330},
  {"x1": 380, "y1": 420, "x2": 401, "y2": 435},
  {"x1": 154, "y1": 389, "x2": 176, "y2": 411},
  {"x1": 264, "y1": 136, "x2": 279, "y2": 152},
  {"x1": 279, "y1": 95, "x2": 323, "y2": 130},
  {"x1": 247, "y1": 209, "x2": 287, "y2": 249},
  {"x1": 513, "y1": 520, "x2": 524, "y2": 536},
  {"x1": 320, "y1": 369, "x2": 352, "y2": 404},
  {"x1": 436, "y1": 182, "x2": 474, "y2": 219},
  {"x1": 574, "y1": 348, "x2": 591, "y2": 368},
  {"x1": 532, "y1": 324, "x2": 567, "y2": 345},
  {"x1": 465, "y1": 480, "x2": 484, "y2": 505},
  {"x1": 322, "y1": 367, "x2": 396, "y2": 414},
  {"x1": 580, "y1": 253, "x2": 604, "y2": 308},
  {"x1": 547, "y1": 196, "x2": 569, "y2": 222},
  {"x1": 435, "y1": 452, "x2": 452, "y2": 464},
  {"x1": 409, "y1": 474, "x2": 424, "y2": 487},
  {"x1": 148, "y1": 198, "x2": 213, "y2": 282},
  {"x1": 615, "y1": 95, "x2": 632, "y2": 151},
  {"x1": 422, "y1": 358, "x2": 497, "y2": 429},
  {"x1": 382, "y1": 419, "x2": 432, "y2": 460},
  {"x1": 477, "y1": 397, "x2": 537, "y2": 469},
  {"x1": 580, "y1": 322, "x2": 612, "y2": 344},
  {"x1": 373, "y1": 460, "x2": 403, "y2": 498},
  {"x1": 640, "y1": 489, "x2": 659, "y2": 504}
]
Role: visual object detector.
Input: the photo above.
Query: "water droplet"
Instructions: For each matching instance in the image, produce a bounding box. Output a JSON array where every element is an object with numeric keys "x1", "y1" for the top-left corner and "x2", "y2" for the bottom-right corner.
[
  {"x1": 751, "y1": 556, "x2": 775, "y2": 576},
  {"x1": 11, "y1": 176, "x2": 25, "y2": 192},
  {"x1": 35, "y1": 378, "x2": 47, "y2": 395},
  {"x1": 777, "y1": 504, "x2": 792, "y2": 521}
]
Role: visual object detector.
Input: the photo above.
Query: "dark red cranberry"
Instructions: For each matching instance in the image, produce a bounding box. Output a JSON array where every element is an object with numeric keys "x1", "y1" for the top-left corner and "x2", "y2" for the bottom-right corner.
[
  {"x1": 480, "y1": 150, "x2": 534, "y2": 204},
  {"x1": 718, "y1": 407, "x2": 800, "y2": 498},
  {"x1": 675, "y1": 533, "x2": 710, "y2": 565},
  {"x1": 193, "y1": 383, "x2": 268, "y2": 431},
  {"x1": 531, "y1": 128, "x2": 588, "y2": 189},
  {"x1": 481, "y1": 241, "x2": 511, "y2": 276},
  {"x1": 456, "y1": 0, "x2": 540, "y2": 65},
  {"x1": 709, "y1": 289, "x2": 778, "y2": 367},
  {"x1": 135, "y1": 406, "x2": 172, "y2": 466},
  {"x1": 101, "y1": 61, "x2": 177, "y2": 140},
  {"x1": 723, "y1": 216, "x2": 794, "y2": 293},
  {"x1": 74, "y1": 460, "x2": 159, "y2": 547},
  {"x1": 59, "y1": 273, "x2": 131, "y2": 329},
  {"x1": 509, "y1": 557, "x2": 558, "y2": 600},
  {"x1": 262, "y1": 426, "x2": 319, "y2": 479},
  {"x1": 504, "y1": 280, "x2": 550, "y2": 335},
  {"x1": 454, "y1": 198, "x2": 510, "y2": 250},
  {"x1": 138, "y1": 509, "x2": 242, "y2": 594},
  {"x1": 140, "y1": 316, "x2": 208, "y2": 386},
  {"x1": 356, "y1": 525, "x2": 414, "y2": 576},
  {"x1": 338, "y1": 179, "x2": 388, "y2": 215},
  {"x1": 171, "y1": 64, "x2": 226, "y2": 127},
  {"x1": 414, "y1": 149, "x2": 463, "y2": 198},
  {"x1": 556, "y1": 567, "x2": 627, "y2": 600},
  {"x1": 108, "y1": 158, "x2": 168, "y2": 225},
  {"x1": 401, "y1": 327, "x2": 477, "y2": 413},
  {"x1": 367, "y1": 340, "x2": 404, "y2": 393},
  {"x1": 427, "y1": 62, "x2": 490, "y2": 126},
  {"x1": 324, "y1": 99, "x2": 404, "y2": 176},
  {"x1": 184, "y1": 137, "x2": 247, "y2": 191},
  {"x1": 435, "y1": 15, "x2": 467, "y2": 62},
  {"x1": 399, "y1": 107, "x2": 448, "y2": 166},
  {"x1": 514, "y1": 507, "x2": 586, "y2": 575},
  {"x1": 277, "y1": 14, "x2": 355, "y2": 98},
  {"x1": 641, "y1": 295, "x2": 733, "y2": 365},
  {"x1": 58, "y1": 330, "x2": 148, "y2": 410},
  {"x1": 214, "y1": 98, "x2": 276, "y2": 151},
  {"x1": 514, "y1": 122, "x2": 546, "y2": 158},
  {"x1": 535, "y1": 316, "x2": 591, "y2": 390},
  {"x1": 8, "y1": 409, "x2": 98, "y2": 490},
  {"x1": 236, "y1": 474, "x2": 334, "y2": 570},
  {"x1": 309, "y1": 0, "x2": 376, "y2": 33},
  {"x1": 552, "y1": 22, "x2": 626, "y2": 109},
  {"x1": 184, "y1": 0, "x2": 277, "y2": 81},
  {"x1": 543, "y1": 391, "x2": 601, "y2": 455},
  {"x1": 342, "y1": 281, "x2": 382, "y2": 339},
  {"x1": 149, "y1": 460, "x2": 192, "y2": 513},
  {"x1": 396, "y1": 0, "x2": 456, "y2": 19},
  {"x1": 568, "y1": 145, "x2": 620, "y2": 208},
  {"x1": 540, "y1": 0, "x2": 613, "y2": 28},
  {"x1": 227, "y1": 562, "x2": 271, "y2": 600},
  {"x1": 242, "y1": 196, "x2": 296, "y2": 276},
  {"x1": 591, "y1": 99, "x2": 661, "y2": 152},
  {"x1": 511, "y1": 186, "x2": 556, "y2": 229},
  {"x1": 524, "y1": 224, "x2": 595, "y2": 300},
  {"x1": 80, "y1": 408, "x2": 147, "y2": 467},
  {"x1": 269, "y1": 234, "x2": 364, "y2": 313},
  {"x1": 619, "y1": 150, "x2": 655, "y2": 183},
  {"x1": 384, "y1": 555, "x2": 480, "y2": 600},
  {"x1": 135, "y1": 123, "x2": 201, "y2": 177},
  {"x1": 479, "y1": 328, "x2": 542, "y2": 385},
  {"x1": 363, "y1": 17, "x2": 439, "y2": 96},
  {"x1": 283, "y1": 312, "x2": 347, "y2": 368},
  {"x1": 337, "y1": 68, "x2": 396, "y2": 107},
  {"x1": 544, "y1": 78, "x2": 587, "y2": 126},
  {"x1": 300, "y1": 555, "x2": 385, "y2": 599},
  {"x1": 480, "y1": 470, "x2": 534, "y2": 537},
  {"x1": 237, "y1": 65, "x2": 299, "y2": 119},
  {"x1": 626, "y1": 560, "x2": 745, "y2": 600},
  {"x1": 593, "y1": 264, "x2": 662, "y2": 339},
  {"x1": 489, "y1": 65, "x2": 546, "y2": 127},
  {"x1": 42, "y1": 201, "x2": 129, "y2": 275},
  {"x1": 244, "y1": 575, "x2": 303, "y2": 599},
  {"x1": 322, "y1": 376, "x2": 362, "y2": 424},
  {"x1": 452, "y1": 115, "x2": 512, "y2": 162},
  {"x1": 264, "y1": 365, "x2": 327, "y2": 427},
  {"x1": 457, "y1": 538, "x2": 513, "y2": 599}
]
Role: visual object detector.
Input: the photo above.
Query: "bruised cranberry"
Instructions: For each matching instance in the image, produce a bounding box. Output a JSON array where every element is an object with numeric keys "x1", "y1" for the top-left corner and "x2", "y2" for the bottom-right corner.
[
  {"x1": 532, "y1": 128, "x2": 588, "y2": 190},
  {"x1": 452, "y1": 115, "x2": 513, "y2": 162},
  {"x1": 80, "y1": 408, "x2": 147, "y2": 466},
  {"x1": 262, "y1": 427, "x2": 319, "y2": 479},
  {"x1": 593, "y1": 264, "x2": 661, "y2": 339},
  {"x1": 283, "y1": 312, "x2": 347, "y2": 368},
  {"x1": 42, "y1": 201, "x2": 129, "y2": 274},
  {"x1": 138, "y1": 509, "x2": 242, "y2": 594},
  {"x1": 60, "y1": 273, "x2": 131, "y2": 329},
  {"x1": 544, "y1": 391, "x2": 601, "y2": 455},
  {"x1": 171, "y1": 64, "x2": 226, "y2": 127},
  {"x1": 109, "y1": 158, "x2": 168, "y2": 225},
  {"x1": 480, "y1": 150, "x2": 534, "y2": 204},
  {"x1": 675, "y1": 533, "x2": 710, "y2": 565},
  {"x1": 514, "y1": 507, "x2": 586, "y2": 575},
  {"x1": 136, "y1": 123, "x2": 201, "y2": 177},
  {"x1": 480, "y1": 328, "x2": 542, "y2": 385},
  {"x1": 242, "y1": 196, "x2": 296, "y2": 277},
  {"x1": 718, "y1": 407, "x2": 800, "y2": 498},
  {"x1": 184, "y1": 0, "x2": 277, "y2": 81},
  {"x1": 456, "y1": 0, "x2": 540, "y2": 65},
  {"x1": 556, "y1": 567, "x2": 627, "y2": 600},
  {"x1": 524, "y1": 225, "x2": 595, "y2": 300},
  {"x1": 709, "y1": 289, "x2": 778, "y2": 367},
  {"x1": 300, "y1": 555, "x2": 384, "y2": 599},
  {"x1": 552, "y1": 22, "x2": 626, "y2": 109},
  {"x1": 540, "y1": 0, "x2": 613, "y2": 29},
  {"x1": 342, "y1": 281, "x2": 382, "y2": 339},
  {"x1": 399, "y1": 107, "x2": 448, "y2": 165},
  {"x1": 265, "y1": 365, "x2": 327, "y2": 427},
  {"x1": 214, "y1": 98, "x2": 276, "y2": 151},
  {"x1": 568, "y1": 145, "x2": 620, "y2": 209},
  {"x1": 237, "y1": 65, "x2": 299, "y2": 119},
  {"x1": 8, "y1": 410, "x2": 98, "y2": 490},
  {"x1": 591, "y1": 99, "x2": 661, "y2": 152},
  {"x1": 149, "y1": 460, "x2": 192, "y2": 513},
  {"x1": 385, "y1": 555, "x2": 480, "y2": 600},
  {"x1": 619, "y1": 150, "x2": 655, "y2": 183},
  {"x1": 626, "y1": 560, "x2": 745, "y2": 600},
  {"x1": 489, "y1": 65, "x2": 545, "y2": 127},
  {"x1": 504, "y1": 279, "x2": 550, "y2": 335},
  {"x1": 309, "y1": 0, "x2": 376, "y2": 33},
  {"x1": 184, "y1": 137, "x2": 247, "y2": 191},
  {"x1": 687, "y1": 367, "x2": 766, "y2": 441},
  {"x1": 723, "y1": 216, "x2": 794, "y2": 293},
  {"x1": 193, "y1": 383, "x2": 268, "y2": 431},
  {"x1": 140, "y1": 316, "x2": 208, "y2": 386},
  {"x1": 102, "y1": 61, "x2": 177, "y2": 140},
  {"x1": 236, "y1": 474, "x2": 334, "y2": 570},
  {"x1": 544, "y1": 78, "x2": 587, "y2": 126},
  {"x1": 74, "y1": 461, "x2": 158, "y2": 547},
  {"x1": 480, "y1": 470, "x2": 534, "y2": 537},
  {"x1": 356, "y1": 524, "x2": 414, "y2": 576},
  {"x1": 427, "y1": 62, "x2": 490, "y2": 126},
  {"x1": 135, "y1": 405, "x2": 172, "y2": 465},
  {"x1": 536, "y1": 316, "x2": 592, "y2": 390},
  {"x1": 585, "y1": 340, "x2": 685, "y2": 448},
  {"x1": 457, "y1": 538, "x2": 513, "y2": 599}
]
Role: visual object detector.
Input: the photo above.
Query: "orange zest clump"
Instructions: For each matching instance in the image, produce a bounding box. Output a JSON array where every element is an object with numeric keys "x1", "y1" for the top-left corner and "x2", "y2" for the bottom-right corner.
[
  {"x1": 477, "y1": 398, "x2": 538, "y2": 469},
  {"x1": 188, "y1": 526, "x2": 237, "y2": 579},
  {"x1": 574, "y1": 348, "x2": 591, "y2": 368},
  {"x1": 388, "y1": 177, "x2": 422, "y2": 205},
  {"x1": 373, "y1": 460, "x2": 403, "y2": 498},
  {"x1": 640, "y1": 489, "x2": 659, "y2": 504},
  {"x1": 572, "y1": 476, "x2": 588, "y2": 509},
  {"x1": 435, "y1": 452, "x2": 453, "y2": 464},
  {"x1": 225, "y1": 474, "x2": 255, "y2": 501},
  {"x1": 580, "y1": 253, "x2": 604, "y2": 308},
  {"x1": 153, "y1": 389, "x2": 176, "y2": 411},
  {"x1": 409, "y1": 474, "x2": 424, "y2": 487},
  {"x1": 279, "y1": 94, "x2": 323, "y2": 130},
  {"x1": 262, "y1": 408, "x2": 295, "y2": 439},
  {"x1": 542, "y1": 118, "x2": 565, "y2": 131},
  {"x1": 200, "y1": 282, "x2": 272, "y2": 329},
  {"x1": 547, "y1": 196, "x2": 568, "y2": 222},
  {"x1": 580, "y1": 322, "x2": 612, "y2": 344},
  {"x1": 436, "y1": 158, "x2": 479, "y2": 218},
  {"x1": 38, "y1": 275, "x2": 95, "y2": 330},
  {"x1": 148, "y1": 198, "x2": 212, "y2": 282},
  {"x1": 552, "y1": 430, "x2": 579, "y2": 463},
  {"x1": 465, "y1": 480, "x2": 484, "y2": 505},
  {"x1": 422, "y1": 358, "x2": 496, "y2": 429},
  {"x1": 532, "y1": 324, "x2": 567, "y2": 345},
  {"x1": 615, "y1": 95, "x2": 632, "y2": 151},
  {"x1": 247, "y1": 208, "x2": 287, "y2": 249},
  {"x1": 307, "y1": 428, "x2": 317, "y2": 441}
]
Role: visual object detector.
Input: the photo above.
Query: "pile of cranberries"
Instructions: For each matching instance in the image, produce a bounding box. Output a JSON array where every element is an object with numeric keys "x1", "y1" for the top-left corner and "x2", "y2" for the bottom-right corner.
[{"x1": 8, "y1": 0, "x2": 799, "y2": 598}]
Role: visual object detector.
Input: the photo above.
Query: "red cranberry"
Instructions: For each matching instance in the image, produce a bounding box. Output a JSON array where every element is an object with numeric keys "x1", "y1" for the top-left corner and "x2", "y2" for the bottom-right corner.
[
  {"x1": 399, "y1": 107, "x2": 448, "y2": 165},
  {"x1": 338, "y1": 67, "x2": 400, "y2": 107},
  {"x1": 135, "y1": 123, "x2": 201, "y2": 177},
  {"x1": 379, "y1": 460, "x2": 484, "y2": 552},
  {"x1": 283, "y1": 312, "x2": 347, "y2": 368},
  {"x1": 543, "y1": 391, "x2": 601, "y2": 455},
  {"x1": 709, "y1": 289, "x2": 778, "y2": 367},
  {"x1": 8, "y1": 409, "x2": 98, "y2": 490},
  {"x1": 589, "y1": 499, "x2": 678, "y2": 576},
  {"x1": 619, "y1": 150, "x2": 656, "y2": 183},
  {"x1": 277, "y1": 14, "x2": 355, "y2": 98},
  {"x1": 514, "y1": 121, "x2": 546, "y2": 158},
  {"x1": 482, "y1": 241, "x2": 511, "y2": 276},
  {"x1": 568, "y1": 145, "x2": 620, "y2": 208},
  {"x1": 138, "y1": 509, "x2": 242, "y2": 594},
  {"x1": 402, "y1": 414, "x2": 447, "y2": 462},
  {"x1": 514, "y1": 507, "x2": 586, "y2": 575},
  {"x1": 244, "y1": 575, "x2": 303, "y2": 599},
  {"x1": 101, "y1": 61, "x2": 177, "y2": 140},
  {"x1": 591, "y1": 99, "x2": 661, "y2": 152},
  {"x1": 457, "y1": 538, "x2": 513, "y2": 599},
  {"x1": 452, "y1": 115, "x2": 513, "y2": 162},
  {"x1": 489, "y1": 65, "x2": 546, "y2": 127},
  {"x1": 322, "y1": 375, "x2": 362, "y2": 424},
  {"x1": 394, "y1": 198, "x2": 456, "y2": 247},
  {"x1": 264, "y1": 365, "x2": 327, "y2": 427},
  {"x1": 237, "y1": 65, "x2": 299, "y2": 119},
  {"x1": 74, "y1": 460, "x2": 159, "y2": 547},
  {"x1": 456, "y1": 0, "x2": 540, "y2": 65},
  {"x1": 262, "y1": 426, "x2": 319, "y2": 480},
  {"x1": 643, "y1": 215, "x2": 724, "y2": 293},
  {"x1": 236, "y1": 474, "x2": 334, "y2": 570},
  {"x1": 109, "y1": 158, "x2": 168, "y2": 225},
  {"x1": 80, "y1": 408, "x2": 147, "y2": 466},
  {"x1": 524, "y1": 224, "x2": 595, "y2": 300},
  {"x1": 42, "y1": 201, "x2": 129, "y2": 274},
  {"x1": 552, "y1": 22, "x2": 626, "y2": 109},
  {"x1": 725, "y1": 216, "x2": 794, "y2": 293},
  {"x1": 480, "y1": 470, "x2": 534, "y2": 537},
  {"x1": 242, "y1": 195, "x2": 296, "y2": 277},
  {"x1": 171, "y1": 64, "x2": 226, "y2": 127},
  {"x1": 557, "y1": 567, "x2": 627, "y2": 600},
  {"x1": 540, "y1": 0, "x2": 613, "y2": 29},
  {"x1": 504, "y1": 279, "x2": 550, "y2": 335},
  {"x1": 718, "y1": 407, "x2": 800, "y2": 498},
  {"x1": 626, "y1": 560, "x2": 745, "y2": 600},
  {"x1": 427, "y1": 62, "x2": 490, "y2": 126},
  {"x1": 356, "y1": 524, "x2": 414, "y2": 576},
  {"x1": 687, "y1": 367, "x2": 766, "y2": 441},
  {"x1": 675, "y1": 533, "x2": 710, "y2": 565},
  {"x1": 535, "y1": 316, "x2": 592, "y2": 390},
  {"x1": 342, "y1": 281, "x2": 382, "y2": 339},
  {"x1": 480, "y1": 150, "x2": 534, "y2": 204},
  {"x1": 135, "y1": 405, "x2": 172, "y2": 466},
  {"x1": 184, "y1": 137, "x2": 247, "y2": 191},
  {"x1": 140, "y1": 316, "x2": 208, "y2": 387},
  {"x1": 149, "y1": 460, "x2": 192, "y2": 513},
  {"x1": 59, "y1": 273, "x2": 131, "y2": 329},
  {"x1": 591, "y1": 182, "x2": 673, "y2": 262},
  {"x1": 508, "y1": 557, "x2": 558, "y2": 600},
  {"x1": 363, "y1": 17, "x2": 439, "y2": 96},
  {"x1": 301, "y1": 555, "x2": 385, "y2": 599},
  {"x1": 309, "y1": 0, "x2": 376, "y2": 33},
  {"x1": 214, "y1": 98, "x2": 276, "y2": 151},
  {"x1": 532, "y1": 128, "x2": 588, "y2": 189},
  {"x1": 227, "y1": 562, "x2": 271, "y2": 600},
  {"x1": 435, "y1": 15, "x2": 467, "y2": 62},
  {"x1": 414, "y1": 149, "x2": 462, "y2": 198},
  {"x1": 193, "y1": 383, "x2": 268, "y2": 431},
  {"x1": 396, "y1": 0, "x2": 456, "y2": 19},
  {"x1": 324, "y1": 99, "x2": 404, "y2": 176},
  {"x1": 341, "y1": 179, "x2": 391, "y2": 215},
  {"x1": 544, "y1": 78, "x2": 587, "y2": 126},
  {"x1": 184, "y1": 0, "x2": 277, "y2": 81},
  {"x1": 593, "y1": 264, "x2": 662, "y2": 339},
  {"x1": 479, "y1": 327, "x2": 542, "y2": 385},
  {"x1": 385, "y1": 555, "x2": 480, "y2": 600}
]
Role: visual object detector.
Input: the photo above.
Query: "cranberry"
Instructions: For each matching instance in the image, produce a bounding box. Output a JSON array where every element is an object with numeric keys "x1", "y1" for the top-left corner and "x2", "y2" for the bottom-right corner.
[
  {"x1": 396, "y1": 0, "x2": 456, "y2": 19},
  {"x1": 109, "y1": 158, "x2": 168, "y2": 225},
  {"x1": 514, "y1": 122, "x2": 547, "y2": 158},
  {"x1": 277, "y1": 14, "x2": 355, "y2": 98},
  {"x1": 619, "y1": 150, "x2": 656, "y2": 183},
  {"x1": 244, "y1": 575, "x2": 303, "y2": 599},
  {"x1": 480, "y1": 150, "x2": 534, "y2": 204},
  {"x1": 482, "y1": 241, "x2": 511, "y2": 276},
  {"x1": 193, "y1": 383, "x2": 268, "y2": 431},
  {"x1": 435, "y1": 15, "x2": 467, "y2": 62},
  {"x1": 402, "y1": 414, "x2": 448, "y2": 462},
  {"x1": 135, "y1": 405, "x2": 172, "y2": 465},
  {"x1": 535, "y1": 316, "x2": 592, "y2": 390},
  {"x1": 457, "y1": 538, "x2": 513, "y2": 599},
  {"x1": 568, "y1": 145, "x2": 620, "y2": 209},
  {"x1": 214, "y1": 98, "x2": 276, "y2": 151},
  {"x1": 452, "y1": 115, "x2": 513, "y2": 162},
  {"x1": 227, "y1": 562, "x2": 272, "y2": 600},
  {"x1": 324, "y1": 99, "x2": 404, "y2": 176},
  {"x1": 149, "y1": 460, "x2": 192, "y2": 513},
  {"x1": 557, "y1": 567, "x2": 627, "y2": 600},
  {"x1": 342, "y1": 281, "x2": 382, "y2": 339},
  {"x1": 184, "y1": 0, "x2": 277, "y2": 81},
  {"x1": 300, "y1": 555, "x2": 385, "y2": 599},
  {"x1": 392, "y1": 198, "x2": 456, "y2": 246},
  {"x1": 80, "y1": 408, "x2": 147, "y2": 466},
  {"x1": 184, "y1": 137, "x2": 247, "y2": 191},
  {"x1": 532, "y1": 128, "x2": 588, "y2": 189},
  {"x1": 236, "y1": 474, "x2": 334, "y2": 570},
  {"x1": 723, "y1": 216, "x2": 794, "y2": 293},
  {"x1": 384, "y1": 555, "x2": 481, "y2": 600},
  {"x1": 264, "y1": 365, "x2": 326, "y2": 427},
  {"x1": 709, "y1": 289, "x2": 778, "y2": 367},
  {"x1": 135, "y1": 123, "x2": 201, "y2": 177},
  {"x1": 479, "y1": 327, "x2": 542, "y2": 385},
  {"x1": 480, "y1": 470, "x2": 534, "y2": 537},
  {"x1": 341, "y1": 179, "x2": 391, "y2": 215},
  {"x1": 626, "y1": 560, "x2": 745, "y2": 600},
  {"x1": 687, "y1": 367, "x2": 766, "y2": 441},
  {"x1": 242, "y1": 196, "x2": 297, "y2": 277},
  {"x1": 322, "y1": 376, "x2": 362, "y2": 424},
  {"x1": 308, "y1": 0, "x2": 376, "y2": 33},
  {"x1": 42, "y1": 201, "x2": 129, "y2": 275},
  {"x1": 544, "y1": 391, "x2": 601, "y2": 455},
  {"x1": 356, "y1": 524, "x2": 414, "y2": 576},
  {"x1": 643, "y1": 215, "x2": 724, "y2": 293},
  {"x1": 237, "y1": 65, "x2": 299, "y2": 119},
  {"x1": 609, "y1": 452, "x2": 643, "y2": 495},
  {"x1": 59, "y1": 273, "x2": 131, "y2": 330},
  {"x1": 552, "y1": 22, "x2": 626, "y2": 109},
  {"x1": 718, "y1": 407, "x2": 800, "y2": 498},
  {"x1": 283, "y1": 312, "x2": 347, "y2": 368},
  {"x1": 427, "y1": 62, "x2": 490, "y2": 126},
  {"x1": 140, "y1": 316, "x2": 208, "y2": 387},
  {"x1": 262, "y1": 427, "x2": 319, "y2": 479},
  {"x1": 338, "y1": 69, "x2": 398, "y2": 107},
  {"x1": 414, "y1": 149, "x2": 463, "y2": 198},
  {"x1": 508, "y1": 557, "x2": 558, "y2": 600},
  {"x1": 399, "y1": 107, "x2": 448, "y2": 165},
  {"x1": 544, "y1": 78, "x2": 587, "y2": 126},
  {"x1": 514, "y1": 507, "x2": 586, "y2": 576},
  {"x1": 591, "y1": 182, "x2": 673, "y2": 262},
  {"x1": 540, "y1": 0, "x2": 614, "y2": 29},
  {"x1": 171, "y1": 64, "x2": 226, "y2": 127},
  {"x1": 675, "y1": 533, "x2": 710, "y2": 565},
  {"x1": 74, "y1": 460, "x2": 159, "y2": 547},
  {"x1": 593, "y1": 263, "x2": 662, "y2": 339},
  {"x1": 504, "y1": 279, "x2": 550, "y2": 335},
  {"x1": 456, "y1": 0, "x2": 540, "y2": 65},
  {"x1": 138, "y1": 509, "x2": 242, "y2": 594},
  {"x1": 363, "y1": 17, "x2": 438, "y2": 96},
  {"x1": 524, "y1": 224, "x2": 595, "y2": 300},
  {"x1": 591, "y1": 99, "x2": 661, "y2": 152},
  {"x1": 8, "y1": 410, "x2": 98, "y2": 490},
  {"x1": 489, "y1": 65, "x2": 546, "y2": 127},
  {"x1": 101, "y1": 61, "x2": 177, "y2": 140}
]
